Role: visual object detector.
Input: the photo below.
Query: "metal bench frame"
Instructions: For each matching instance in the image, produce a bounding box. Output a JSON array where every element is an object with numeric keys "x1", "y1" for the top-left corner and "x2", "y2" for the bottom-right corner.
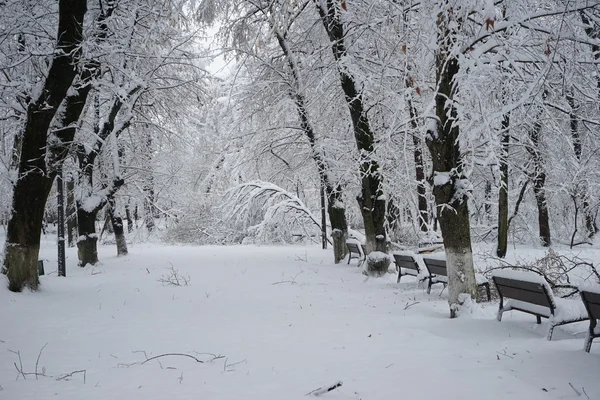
[
  {"x1": 393, "y1": 254, "x2": 426, "y2": 284},
  {"x1": 423, "y1": 258, "x2": 491, "y2": 302},
  {"x1": 580, "y1": 289, "x2": 600, "y2": 352},
  {"x1": 493, "y1": 274, "x2": 588, "y2": 341},
  {"x1": 346, "y1": 242, "x2": 367, "y2": 267}
]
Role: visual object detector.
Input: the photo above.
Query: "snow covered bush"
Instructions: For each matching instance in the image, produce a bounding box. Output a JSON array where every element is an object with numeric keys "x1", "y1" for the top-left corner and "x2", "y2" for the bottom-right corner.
[
  {"x1": 364, "y1": 251, "x2": 392, "y2": 278},
  {"x1": 221, "y1": 181, "x2": 321, "y2": 245}
]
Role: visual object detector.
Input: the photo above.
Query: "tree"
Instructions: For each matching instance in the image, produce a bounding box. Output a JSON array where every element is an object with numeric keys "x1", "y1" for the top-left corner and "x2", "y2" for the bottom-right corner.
[
  {"x1": 314, "y1": 0, "x2": 387, "y2": 255},
  {"x1": 2, "y1": 0, "x2": 87, "y2": 292},
  {"x1": 425, "y1": 2, "x2": 477, "y2": 317}
]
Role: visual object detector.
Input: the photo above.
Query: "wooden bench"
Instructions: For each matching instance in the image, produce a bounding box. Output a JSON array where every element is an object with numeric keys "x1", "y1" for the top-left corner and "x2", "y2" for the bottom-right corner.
[
  {"x1": 492, "y1": 269, "x2": 588, "y2": 340},
  {"x1": 392, "y1": 253, "x2": 425, "y2": 284},
  {"x1": 346, "y1": 242, "x2": 367, "y2": 266},
  {"x1": 580, "y1": 285, "x2": 600, "y2": 352},
  {"x1": 422, "y1": 257, "x2": 491, "y2": 301}
]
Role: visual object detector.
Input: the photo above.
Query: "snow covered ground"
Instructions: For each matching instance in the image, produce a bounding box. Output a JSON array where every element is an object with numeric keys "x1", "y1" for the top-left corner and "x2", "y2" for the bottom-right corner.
[{"x1": 2, "y1": 237, "x2": 600, "y2": 399}]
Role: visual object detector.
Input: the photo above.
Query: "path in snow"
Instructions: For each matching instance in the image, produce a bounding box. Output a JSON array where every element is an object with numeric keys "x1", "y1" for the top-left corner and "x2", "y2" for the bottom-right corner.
[{"x1": 1, "y1": 241, "x2": 600, "y2": 399}]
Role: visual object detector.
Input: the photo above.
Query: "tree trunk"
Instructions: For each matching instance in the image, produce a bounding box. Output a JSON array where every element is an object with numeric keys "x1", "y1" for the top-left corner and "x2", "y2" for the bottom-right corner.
[
  {"x1": 497, "y1": 114, "x2": 510, "y2": 257},
  {"x1": 66, "y1": 174, "x2": 77, "y2": 247},
  {"x1": 271, "y1": 24, "x2": 349, "y2": 263},
  {"x1": 426, "y1": 6, "x2": 476, "y2": 317},
  {"x1": 567, "y1": 91, "x2": 598, "y2": 238},
  {"x1": 2, "y1": 0, "x2": 87, "y2": 292},
  {"x1": 327, "y1": 186, "x2": 348, "y2": 263},
  {"x1": 407, "y1": 83, "x2": 428, "y2": 232},
  {"x1": 527, "y1": 111, "x2": 551, "y2": 247},
  {"x1": 76, "y1": 206, "x2": 99, "y2": 266},
  {"x1": 143, "y1": 132, "x2": 156, "y2": 232},
  {"x1": 315, "y1": 0, "x2": 387, "y2": 255},
  {"x1": 125, "y1": 203, "x2": 134, "y2": 233},
  {"x1": 108, "y1": 199, "x2": 128, "y2": 256},
  {"x1": 579, "y1": 12, "x2": 600, "y2": 237}
]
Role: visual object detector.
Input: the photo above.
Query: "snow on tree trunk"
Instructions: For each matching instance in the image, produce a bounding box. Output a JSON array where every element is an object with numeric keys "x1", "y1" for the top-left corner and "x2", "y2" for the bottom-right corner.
[
  {"x1": 327, "y1": 188, "x2": 348, "y2": 263},
  {"x1": 497, "y1": 114, "x2": 510, "y2": 258},
  {"x1": 271, "y1": 24, "x2": 349, "y2": 264},
  {"x1": 77, "y1": 207, "x2": 99, "y2": 266},
  {"x1": 407, "y1": 83, "x2": 428, "y2": 232},
  {"x1": 426, "y1": 4, "x2": 476, "y2": 317},
  {"x1": 108, "y1": 199, "x2": 128, "y2": 256},
  {"x1": 315, "y1": 0, "x2": 387, "y2": 255},
  {"x1": 2, "y1": 0, "x2": 87, "y2": 292},
  {"x1": 66, "y1": 174, "x2": 77, "y2": 247},
  {"x1": 527, "y1": 110, "x2": 551, "y2": 247}
]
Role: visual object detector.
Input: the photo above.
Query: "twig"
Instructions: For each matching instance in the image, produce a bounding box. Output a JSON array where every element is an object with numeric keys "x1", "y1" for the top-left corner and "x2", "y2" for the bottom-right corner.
[
  {"x1": 141, "y1": 353, "x2": 204, "y2": 365},
  {"x1": 306, "y1": 381, "x2": 343, "y2": 396},
  {"x1": 56, "y1": 369, "x2": 86, "y2": 384},
  {"x1": 191, "y1": 352, "x2": 226, "y2": 362},
  {"x1": 9, "y1": 350, "x2": 26, "y2": 380},
  {"x1": 35, "y1": 343, "x2": 48, "y2": 380},
  {"x1": 404, "y1": 301, "x2": 420, "y2": 310},
  {"x1": 223, "y1": 358, "x2": 246, "y2": 372},
  {"x1": 569, "y1": 382, "x2": 582, "y2": 396},
  {"x1": 582, "y1": 387, "x2": 590, "y2": 399}
]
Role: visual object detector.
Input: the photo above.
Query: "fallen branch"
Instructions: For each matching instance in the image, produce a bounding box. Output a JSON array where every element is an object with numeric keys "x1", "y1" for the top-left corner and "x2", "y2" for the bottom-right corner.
[
  {"x1": 141, "y1": 353, "x2": 205, "y2": 365},
  {"x1": 35, "y1": 343, "x2": 48, "y2": 380},
  {"x1": 56, "y1": 369, "x2": 86, "y2": 384},
  {"x1": 306, "y1": 381, "x2": 343, "y2": 396},
  {"x1": 9, "y1": 350, "x2": 26, "y2": 380},
  {"x1": 223, "y1": 357, "x2": 247, "y2": 372},
  {"x1": 404, "y1": 301, "x2": 420, "y2": 310}
]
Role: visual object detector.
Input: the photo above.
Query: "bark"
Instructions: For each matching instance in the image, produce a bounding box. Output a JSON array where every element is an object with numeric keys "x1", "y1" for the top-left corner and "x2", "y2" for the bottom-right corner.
[
  {"x1": 125, "y1": 203, "x2": 134, "y2": 233},
  {"x1": 526, "y1": 111, "x2": 551, "y2": 247},
  {"x1": 66, "y1": 174, "x2": 77, "y2": 247},
  {"x1": 271, "y1": 24, "x2": 348, "y2": 263},
  {"x1": 580, "y1": 11, "x2": 600, "y2": 237},
  {"x1": 315, "y1": 0, "x2": 387, "y2": 255},
  {"x1": 108, "y1": 199, "x2": 128, "y2": 256},
  {"x1": 496, "y1": 114, "x2": 510, "y2": 258},
  {"x1": 567, "y1": 91, "x2": 598, "y2": 238},
  {"x1": 76, "y1": 207, "x2": 99, "y2": 266},
  {"x1": 407, "y1": 83, "x2": 428, "y2": 232},
  {"x1": 426, "y1": 6, "x2": 476, "y2": 317},
  {"x1": 143, "y1": 132, "x2": 156, "y2": 232},
  {"x1": 2, "y1": 0, "x2": 87, "y2": 292},
  {"x1": 76, "y1": 177, "x2": 124, "y2": 266}
]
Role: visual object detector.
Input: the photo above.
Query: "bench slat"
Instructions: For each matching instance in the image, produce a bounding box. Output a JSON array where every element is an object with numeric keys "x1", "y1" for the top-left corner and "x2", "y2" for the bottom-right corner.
[
  {"x1": 496, "y1": 284, "x2": 551, "y2": 308},
  {"x1": 422, "y1": 259, "x2": 447, "y2": 276},
  {"x1": 493, "y1": 277, "x2": 547, "y2": 294},
  {"x1": 581, "y1": 290, "x2": 600, "y2": 306},
  {"x1": 393, "y1": 254, "x2": 419, "y2": 271}
]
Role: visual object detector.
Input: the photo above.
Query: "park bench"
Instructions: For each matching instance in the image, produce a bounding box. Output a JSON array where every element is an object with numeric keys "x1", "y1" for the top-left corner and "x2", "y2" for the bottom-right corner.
[
  {"x1": 580, "y1": 284, "x2": 600, "y2": 352},
  {"x1": 392, "y1": 253, "x2": 426, "y2": 284},
  {"x1": 492, "y1": 269, "x2": 588, "y2": 340},
  {"x1": 422, "y1": 257, "x2": 491, "y2": 301},
  {"x1": 346, "y1": 241, "x2": 367, "y2": 266}
]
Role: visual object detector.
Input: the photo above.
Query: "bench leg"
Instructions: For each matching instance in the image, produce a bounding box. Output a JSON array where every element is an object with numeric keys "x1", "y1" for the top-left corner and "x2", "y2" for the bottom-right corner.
[
  {"x1": 485, "y1": 283, "x2": 491, "y2": 302},
  {"x1": 347, "y1": 254, "x2": 351, "y2": 264},
  {"x1": 497, "y1": 307, "x2": 503, "y2": 322},
  {"x1": 536, "y1": 315, "x2": 542, "y2": 324},
  {"x1": 427, "y1": 277, "x2": 432, "y2": 294},
  {"x1": 584, "y1": 331, "x2": 593, "y2": 353},
  {"x1": 397, "y1": 272, "x2": 402, "y2": 284}
]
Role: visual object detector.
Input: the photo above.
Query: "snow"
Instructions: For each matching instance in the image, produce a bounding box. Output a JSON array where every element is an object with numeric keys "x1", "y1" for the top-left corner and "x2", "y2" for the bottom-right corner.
[
  {"x1": 494, "y1": 270, "x2": 588, "y2": 323},
  {"x1": 579, "y1": 281, "x2": 600, "y2": 294},
  {"x1": 366, "y1": 251, "x2": 389, "y2": 262},
  {"x1": 492, "y1": 268, "x2": 548, "y2": 285},
  {"x1": 433, "y1": 171, "x2": 450, "y2": 186},
  {"x1": 1, "y1": 239, "x2": 600, "y2": 399}
]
